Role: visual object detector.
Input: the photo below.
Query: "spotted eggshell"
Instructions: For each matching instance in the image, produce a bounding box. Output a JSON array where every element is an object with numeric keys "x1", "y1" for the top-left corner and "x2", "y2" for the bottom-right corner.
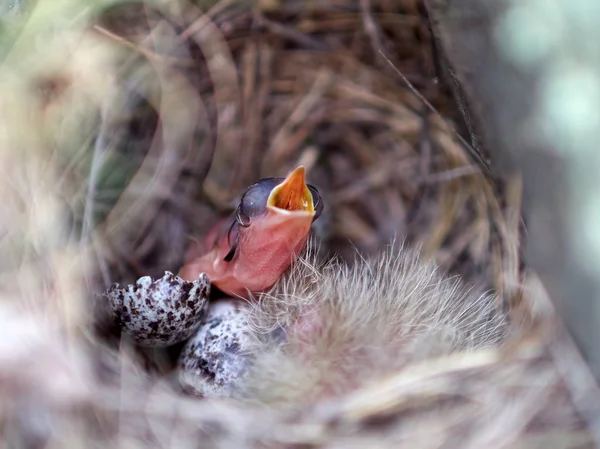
[
  {"x1": 178, "y1": 299, "x2": 254, "y2": 398},
  {"x1": 105, "y1": 271, "x2": 210, "y2": 347}
]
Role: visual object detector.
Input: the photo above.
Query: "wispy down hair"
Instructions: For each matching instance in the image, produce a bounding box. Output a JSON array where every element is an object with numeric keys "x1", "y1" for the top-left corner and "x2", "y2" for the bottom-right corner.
[{"x1": 242, "y1": 240, "x2": 508, "y2": 405}]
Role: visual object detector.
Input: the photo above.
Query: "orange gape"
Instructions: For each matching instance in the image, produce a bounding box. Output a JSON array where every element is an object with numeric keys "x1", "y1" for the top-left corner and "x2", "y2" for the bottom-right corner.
[{"x1": 178, "y1": 166, "x2": 323, "y2": 299}]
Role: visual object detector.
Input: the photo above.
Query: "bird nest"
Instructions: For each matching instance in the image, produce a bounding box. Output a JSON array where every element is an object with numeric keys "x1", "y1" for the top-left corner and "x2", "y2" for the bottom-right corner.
[{"x1": 1, "y1": 0, "x2": 598, "y2": 448}]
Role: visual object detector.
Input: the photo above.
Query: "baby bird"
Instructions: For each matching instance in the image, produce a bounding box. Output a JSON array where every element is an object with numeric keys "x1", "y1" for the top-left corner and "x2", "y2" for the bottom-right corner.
[
  {"x1": 178, "y1": 242, "x2": 508, "y2": 403},
  {"x1": 175, "y1": 168, "x2": 506, "y2": 403},
  {"x1": 179, "y1": 166, "x2": 323, "y2": 299}
]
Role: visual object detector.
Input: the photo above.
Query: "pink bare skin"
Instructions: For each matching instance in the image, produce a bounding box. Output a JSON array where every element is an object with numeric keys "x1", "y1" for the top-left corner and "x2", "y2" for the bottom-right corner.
[
  {"x1": 179, "y1": 210, "x2": 314, "y2": 298},
  {"x1": 179, "y1": 166, "x2": 322, "y2": 299}
]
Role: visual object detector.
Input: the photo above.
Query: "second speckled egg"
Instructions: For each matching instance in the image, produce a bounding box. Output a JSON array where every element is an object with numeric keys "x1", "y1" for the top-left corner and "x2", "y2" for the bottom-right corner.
[{"x1": 178, "y1": 299, "x2": 254, "y2": 398}]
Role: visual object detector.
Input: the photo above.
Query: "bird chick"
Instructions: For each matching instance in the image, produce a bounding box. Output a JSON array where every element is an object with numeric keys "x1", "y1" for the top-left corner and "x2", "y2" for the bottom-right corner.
[
  {"x1": 179, "y1": 166, "x2": 323, "y2": 299},
  {"x1": 237, "y1": 243, "x2": 508, "y2": 405}
]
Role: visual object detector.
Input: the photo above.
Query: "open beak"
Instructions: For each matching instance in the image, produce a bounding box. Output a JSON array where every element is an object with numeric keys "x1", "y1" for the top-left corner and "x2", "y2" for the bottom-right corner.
[{"x1": 266, "y1": 166, "x2": 315, "y2": 215}]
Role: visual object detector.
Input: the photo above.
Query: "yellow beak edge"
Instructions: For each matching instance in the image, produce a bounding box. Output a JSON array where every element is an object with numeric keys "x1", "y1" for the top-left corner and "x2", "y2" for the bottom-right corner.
[{"x1": 266, "y1": 166, "x2": 315, "y2": 214}]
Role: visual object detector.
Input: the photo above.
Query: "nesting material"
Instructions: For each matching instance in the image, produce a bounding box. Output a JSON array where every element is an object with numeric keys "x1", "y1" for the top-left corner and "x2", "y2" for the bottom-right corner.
[
  {"x1": 94, "y1": 0, "x2": 510, "y2": 301},
  {"x1": 178, "y1": 299, "x2": 254, "y2": 398},
  {"x1": 104, "y1": 271, "x2": 210, "y2": 346}
]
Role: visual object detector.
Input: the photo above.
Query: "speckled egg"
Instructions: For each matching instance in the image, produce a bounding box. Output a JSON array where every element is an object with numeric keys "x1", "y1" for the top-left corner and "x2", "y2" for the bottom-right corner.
[
  {"x1": 104, "y1": 271, "x2": 210, "y2": 347},
  {"x1": 178, "y1": 299, "x2": 254, "y2": 398}
]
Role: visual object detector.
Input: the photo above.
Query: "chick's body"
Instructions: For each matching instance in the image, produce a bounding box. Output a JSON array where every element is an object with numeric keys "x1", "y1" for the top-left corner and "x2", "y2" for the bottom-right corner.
[{"x1": 238, "y1": 244, "x2": 508, "y2": 405}]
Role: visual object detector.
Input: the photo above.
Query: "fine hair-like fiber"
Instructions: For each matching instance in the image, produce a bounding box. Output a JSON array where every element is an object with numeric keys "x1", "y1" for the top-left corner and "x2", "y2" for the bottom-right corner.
[{"x1": 242, "y1": 240, "x2": 508, "y2": 405}]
